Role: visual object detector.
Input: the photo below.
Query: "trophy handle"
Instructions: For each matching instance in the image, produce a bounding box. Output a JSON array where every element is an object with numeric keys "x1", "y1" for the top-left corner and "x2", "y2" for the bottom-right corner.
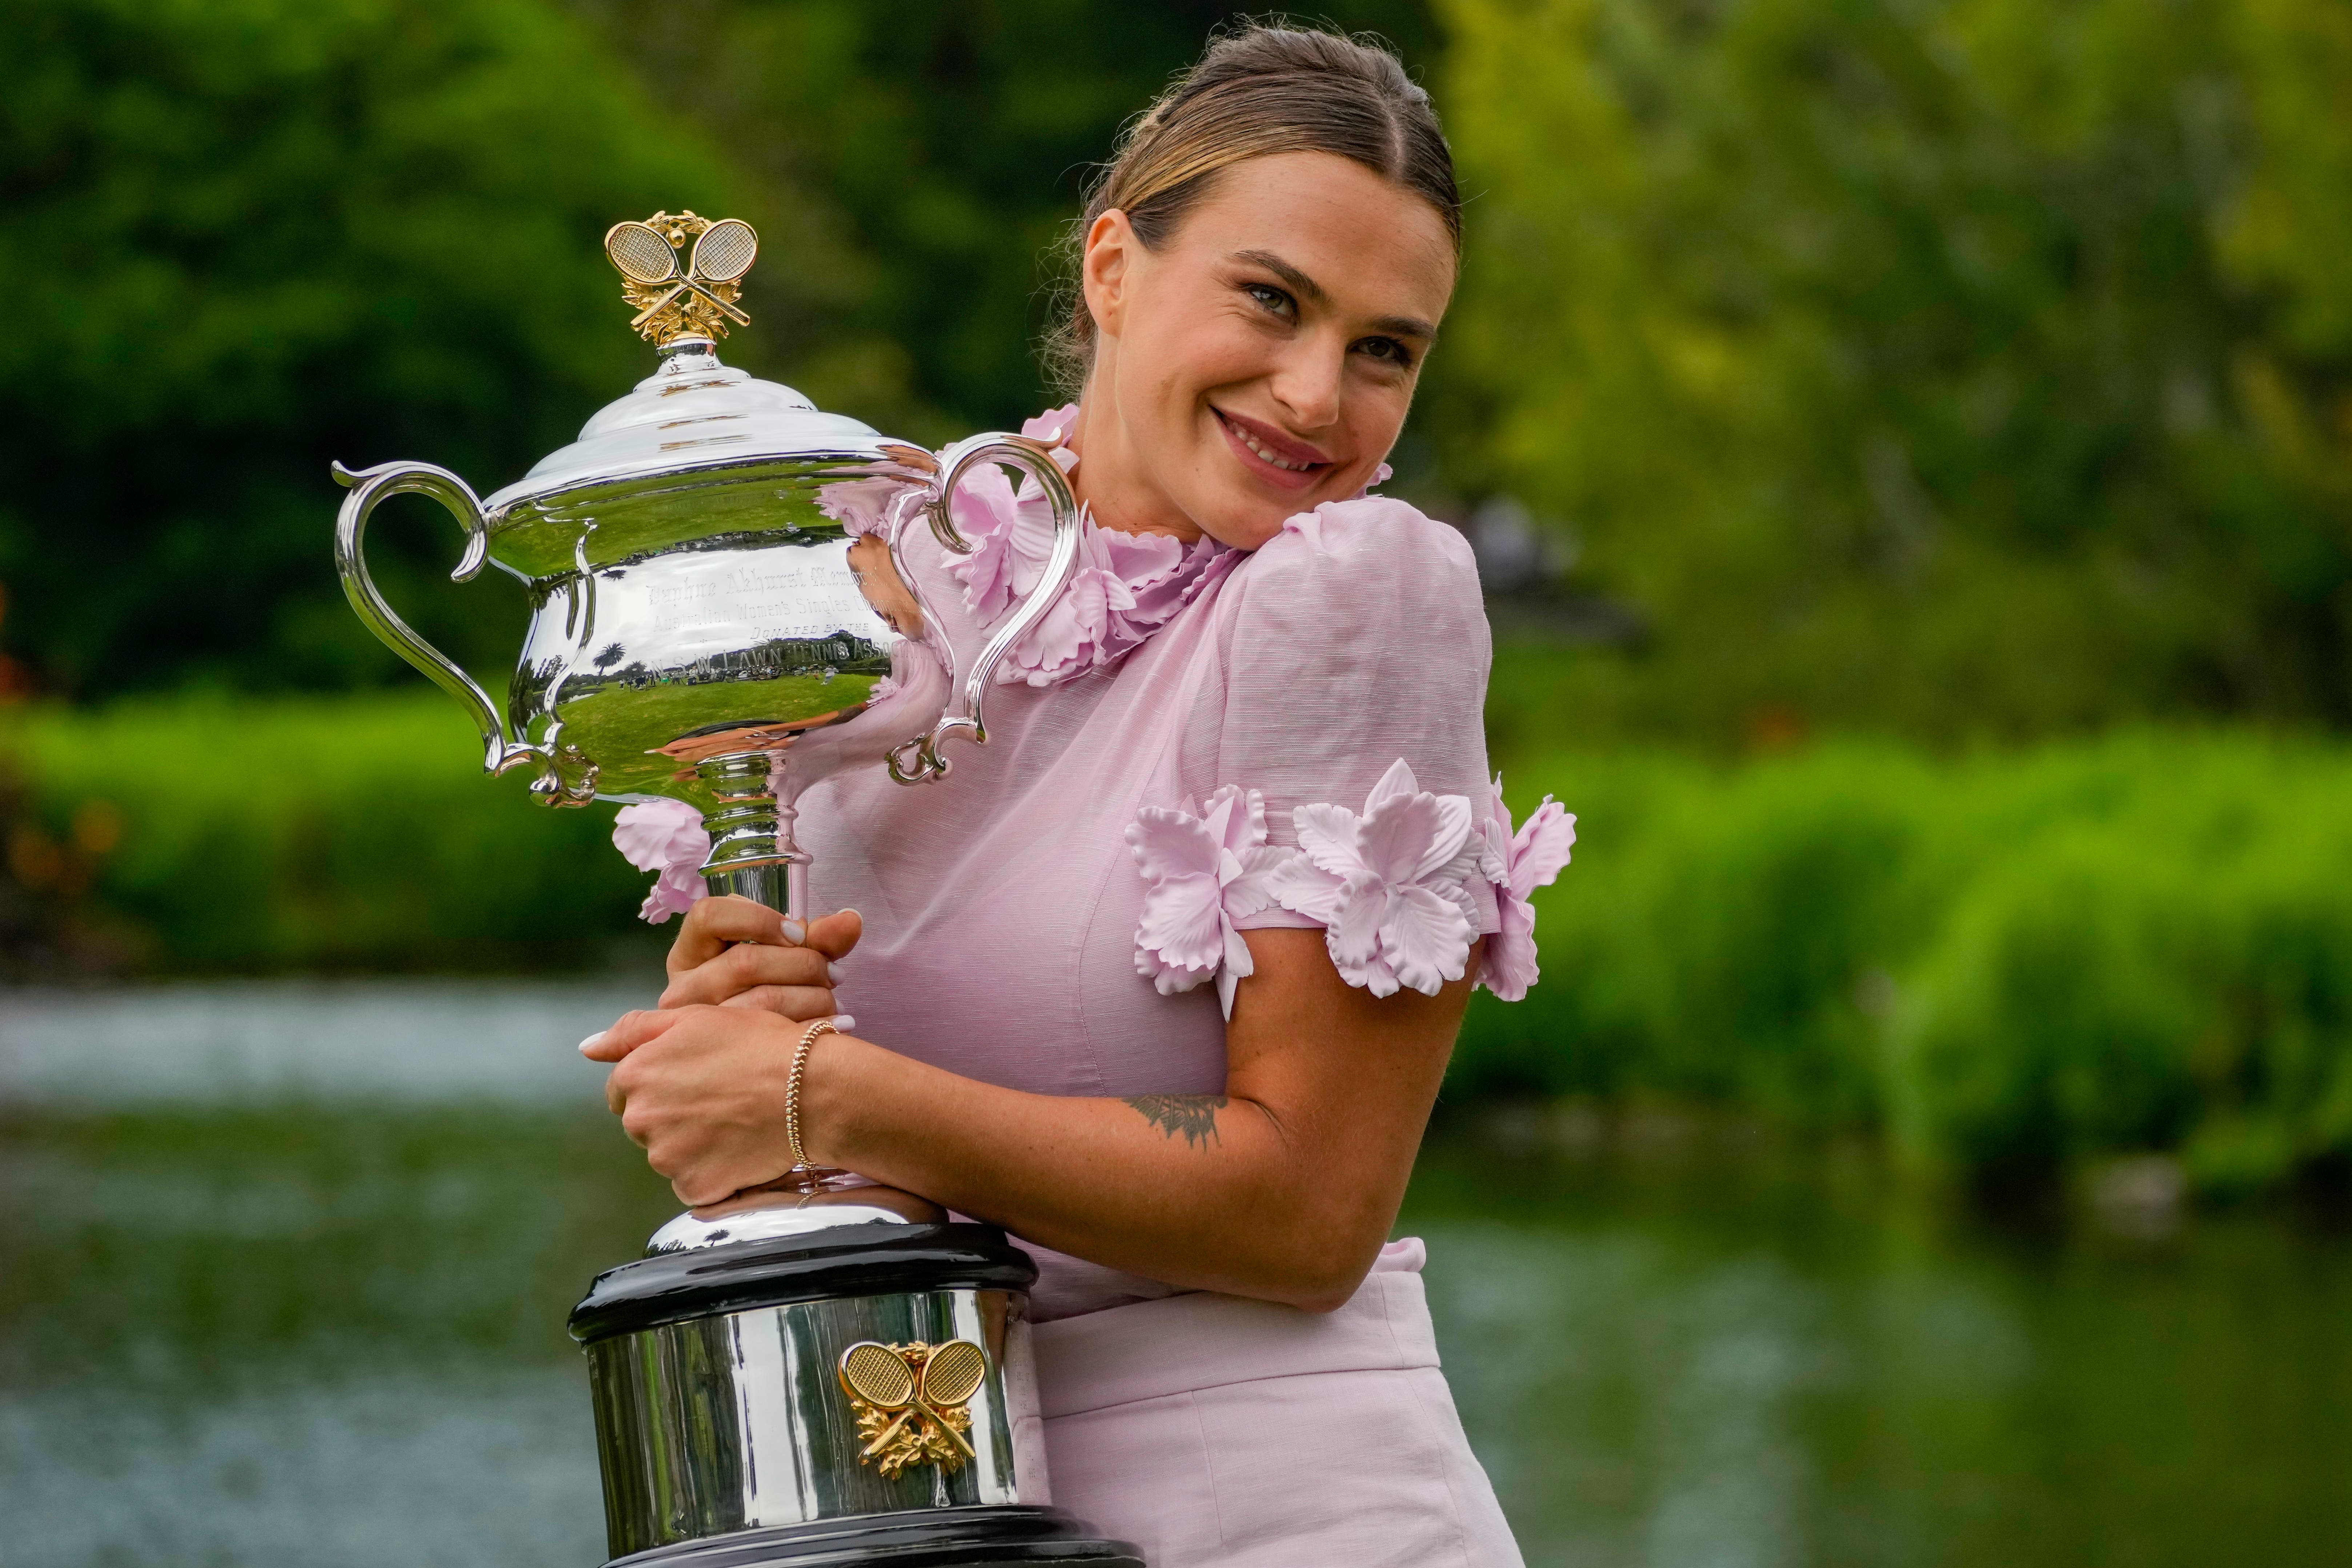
[
  {"x1": 332, "y1": 460, "x2": 541, "y2": 780},
  {"x1": 887, "y1": 434, "x2": 1081, "y2": 783}
]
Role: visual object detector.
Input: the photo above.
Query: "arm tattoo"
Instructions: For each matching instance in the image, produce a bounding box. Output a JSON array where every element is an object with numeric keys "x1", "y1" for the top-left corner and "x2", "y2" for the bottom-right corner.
[{"x1": 1122, "y1": 1093, "x2": 1227, "y2": 1149}]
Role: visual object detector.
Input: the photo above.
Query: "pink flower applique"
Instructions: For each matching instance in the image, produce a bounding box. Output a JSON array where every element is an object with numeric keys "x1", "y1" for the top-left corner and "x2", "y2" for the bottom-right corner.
[
  {"x1": 1022, "y1": 402, "x2": 1083, "y2": 450},
  {"x1": 815, "y1": 473, "x2": 925, "y2": 540},
  {"x1": 1475, "y1": 776, "x2": 1576, "y2": 1001},
  {"x1": 948, "y1": 403, "x2": 1235, "y2": 686},
  {"x1": 1267, "y1": 759, "x2": 1494, "y2": 998},
  {"x1": 1126, "y1": 785, "x2": 1292, "y2": 1018},
  {"x1": 613, "y1": 798, "x2": 710, "y2": 924}
]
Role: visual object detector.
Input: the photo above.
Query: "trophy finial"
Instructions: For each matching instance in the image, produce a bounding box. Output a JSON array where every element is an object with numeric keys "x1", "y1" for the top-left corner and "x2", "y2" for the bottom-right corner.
[{"x1": 603, "y1": 210, "x2": 758, "y2": 348}]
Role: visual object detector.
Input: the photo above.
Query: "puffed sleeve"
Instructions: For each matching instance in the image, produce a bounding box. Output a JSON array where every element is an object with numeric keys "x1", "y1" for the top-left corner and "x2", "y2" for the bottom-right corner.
[{"x1": 1150, "y1": 498, "x2": 1503, "y2": 1000}]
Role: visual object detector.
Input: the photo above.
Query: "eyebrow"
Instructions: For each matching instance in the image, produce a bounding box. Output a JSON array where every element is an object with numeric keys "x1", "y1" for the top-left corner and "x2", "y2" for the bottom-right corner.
[{"x1": 1230, "y1": 248, "x2": 1437, "y2": 342}]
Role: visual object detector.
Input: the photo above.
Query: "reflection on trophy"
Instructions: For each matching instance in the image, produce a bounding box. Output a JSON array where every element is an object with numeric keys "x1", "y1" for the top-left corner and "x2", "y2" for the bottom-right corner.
[{"x1": 332, "y1": 212, "x2": 1138, "y2": 1568}]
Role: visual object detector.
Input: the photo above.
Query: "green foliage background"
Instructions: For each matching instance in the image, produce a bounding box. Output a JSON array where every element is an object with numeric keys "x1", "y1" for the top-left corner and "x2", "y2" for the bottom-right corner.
[
  {"x1": 9, "y1": 1, "x2": 2352, "y2": 1198},
  {"x1": 8, "y1": 0, "x2": 2351, "y2": 737},
  {"x1": 1436, "y1": 0, "x2": 2352, "y2": 743}
]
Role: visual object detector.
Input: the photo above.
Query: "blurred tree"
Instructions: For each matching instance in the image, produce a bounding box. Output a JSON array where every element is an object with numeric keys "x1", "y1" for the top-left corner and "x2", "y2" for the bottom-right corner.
[
  {"x1": 1436, "y1": 0, "x2": 2352, "y2": 744},
  {"x1": 0, "y1": 0, "x2": 866, "y2": 698},
  {"x1": 0, "y1": 0, "x2": 1447, "y2": 698}
]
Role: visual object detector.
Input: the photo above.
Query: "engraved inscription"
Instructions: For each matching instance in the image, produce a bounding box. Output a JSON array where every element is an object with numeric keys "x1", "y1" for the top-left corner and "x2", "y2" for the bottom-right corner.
[{"x1": 645, "y1": 558, "x2": 877, "y2": 644}]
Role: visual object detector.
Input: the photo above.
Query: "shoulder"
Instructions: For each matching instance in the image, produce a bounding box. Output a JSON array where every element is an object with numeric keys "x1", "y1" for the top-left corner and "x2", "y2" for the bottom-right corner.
[
  {"x1": 1218, "y1": 496, "x2": 1486, "y2": 648},
  {"x1": 1241, "y1": 495, "x2": 1479, "y2": 596}
]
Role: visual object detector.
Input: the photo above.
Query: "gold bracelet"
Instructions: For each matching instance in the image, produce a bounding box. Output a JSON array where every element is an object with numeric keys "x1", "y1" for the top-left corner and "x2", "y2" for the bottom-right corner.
[{"x1": 785, "y1": 1018, "x2": 839, "y2": 1171}]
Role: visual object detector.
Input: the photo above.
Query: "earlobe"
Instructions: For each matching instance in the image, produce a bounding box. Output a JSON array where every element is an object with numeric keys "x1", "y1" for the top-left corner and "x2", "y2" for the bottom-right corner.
[{"x1": 1082, "y1": 210, "x2": 1131, "y2": 341}]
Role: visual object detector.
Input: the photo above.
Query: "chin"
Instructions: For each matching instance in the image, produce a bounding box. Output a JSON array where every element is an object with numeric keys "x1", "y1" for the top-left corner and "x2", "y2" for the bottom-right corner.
[{"x1": 1197, "y1": 492, "x2": 1293, "y2": 552}]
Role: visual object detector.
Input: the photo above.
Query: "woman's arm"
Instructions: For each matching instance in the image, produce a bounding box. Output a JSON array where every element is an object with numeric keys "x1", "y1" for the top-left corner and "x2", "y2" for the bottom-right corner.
[{"x1": 585, "y1": 925, "x2": 1471, "y2": 1312}]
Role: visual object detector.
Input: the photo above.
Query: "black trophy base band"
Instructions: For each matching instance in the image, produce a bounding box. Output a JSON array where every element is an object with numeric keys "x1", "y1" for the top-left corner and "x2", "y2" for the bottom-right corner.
[
  {"x1": 602, "y1": 1505, "x2": 1143, "y2": 1568},
  {"x1": 569, "y1": 1221, "x2": 1039, "y2": 1344}
]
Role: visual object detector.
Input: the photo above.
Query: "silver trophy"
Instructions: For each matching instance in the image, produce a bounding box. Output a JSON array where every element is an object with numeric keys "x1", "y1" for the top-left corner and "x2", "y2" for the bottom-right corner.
[{"x1": 333, "y1": 212, "x2": 1137, "y2": 1567}]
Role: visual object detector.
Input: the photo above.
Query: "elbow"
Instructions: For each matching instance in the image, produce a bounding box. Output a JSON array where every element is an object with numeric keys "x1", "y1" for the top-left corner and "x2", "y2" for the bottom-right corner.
[
  {"x1": 1258, "y1": 1230, "x2": 1385, "y2": 1315},
  {"x1": 1287, "y1": 1282, "x2": 1363, "y2": 1316}
]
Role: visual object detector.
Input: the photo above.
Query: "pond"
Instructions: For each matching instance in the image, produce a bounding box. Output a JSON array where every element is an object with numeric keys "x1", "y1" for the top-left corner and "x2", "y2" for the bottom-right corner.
[{"x1": 3, "y1": 981, "x2": 2348, "y2": 1567}]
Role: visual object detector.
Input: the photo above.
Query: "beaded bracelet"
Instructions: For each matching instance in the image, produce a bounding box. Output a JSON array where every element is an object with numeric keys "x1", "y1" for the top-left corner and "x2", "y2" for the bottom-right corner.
[{"x1": 785, "y1": 1018, "x2": 839, "y2": 1171}]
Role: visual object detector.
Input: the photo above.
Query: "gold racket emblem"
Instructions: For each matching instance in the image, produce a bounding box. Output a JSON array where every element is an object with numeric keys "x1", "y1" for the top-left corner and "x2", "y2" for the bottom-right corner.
[
  {"x1": 837, "y1": 1339, "x2": 988, "y2": 1478},
  {"x1": 602, "y1": 210, "x2": 758, "y2": 347}
]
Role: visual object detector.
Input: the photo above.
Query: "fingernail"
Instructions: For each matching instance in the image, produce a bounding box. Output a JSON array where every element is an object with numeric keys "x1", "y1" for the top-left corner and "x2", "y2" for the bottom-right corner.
[
  {"x1": 781, "y1": 920, "x2": 806, "y2": 944},
  {"x1": 832, "y1": 1014, "x2": 855, "y2": 1032},
  {"x1": 577, "y1": 1032, "x2": 605, "y2": 1055},
  {"x1": 826, "y1": 962, "x2": 845, "y2": 984}
]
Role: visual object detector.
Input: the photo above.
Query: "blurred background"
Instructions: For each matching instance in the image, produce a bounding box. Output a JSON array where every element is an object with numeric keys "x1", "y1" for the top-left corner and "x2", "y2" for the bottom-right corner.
[{"x1": 4, "y1": 1, "x2": 2351, "y2": 1564}]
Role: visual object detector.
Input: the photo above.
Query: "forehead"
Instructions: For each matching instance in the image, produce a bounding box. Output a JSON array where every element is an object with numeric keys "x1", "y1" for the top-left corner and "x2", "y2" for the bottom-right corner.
[{"x1": 1173, "y1": 151, "x2": 1457, "y2": 323}]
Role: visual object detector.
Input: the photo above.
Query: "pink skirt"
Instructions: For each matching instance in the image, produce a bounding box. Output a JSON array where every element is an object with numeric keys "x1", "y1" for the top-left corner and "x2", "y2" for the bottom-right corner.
[{"x1": 1007, "y1": 1239, "x2": 1525, "y2": 1567}]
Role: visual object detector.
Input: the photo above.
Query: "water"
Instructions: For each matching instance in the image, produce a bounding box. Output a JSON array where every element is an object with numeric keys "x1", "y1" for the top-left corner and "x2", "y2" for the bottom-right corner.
[{"x1": 4, "y1": 984, "x2": 2348, "y2": 1567}]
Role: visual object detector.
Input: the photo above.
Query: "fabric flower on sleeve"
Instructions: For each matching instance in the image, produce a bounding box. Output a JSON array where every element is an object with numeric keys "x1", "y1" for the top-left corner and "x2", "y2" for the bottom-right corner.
[
  {"x1": 1126, "y1": 785, "x2": 1291, "y2": 1018},
  {"x1": 1266, "y1": 759, "x2": 1494, "y2": 998},
  {"x1": 613, "y1": 798, "x2": 710, "y2": 925},
  {"x1": 1475, "y1": 776, "x2": 1577, "y2": 1001}
]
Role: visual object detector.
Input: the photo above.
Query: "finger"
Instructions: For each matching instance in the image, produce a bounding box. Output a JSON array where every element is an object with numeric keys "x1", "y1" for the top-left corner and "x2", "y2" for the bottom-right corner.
[
  {"x1": 658, "y1": 941, "x2": 832, "y2": 1009},
  {"x1": 717, "y1": 985, "x2": 837, "y2": 1018},
  {"x1": 801, "y1": 909, "x2": 864, "y2": 963},
  {"x1": 605, "y1": 1068, "x2": 625, "y2": 1117},
  {"x1": 580, "y1": 1008, "x2": 684, "y2": 1062},
  {"x1": 666, "y1": 895, "x2": 803, "y2": 975}
]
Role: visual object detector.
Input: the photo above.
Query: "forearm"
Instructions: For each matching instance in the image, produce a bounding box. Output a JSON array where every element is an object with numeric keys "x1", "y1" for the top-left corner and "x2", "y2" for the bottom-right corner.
[{"x1": 800, "y1": 1036, "x2": 1398, "y2": 1310}]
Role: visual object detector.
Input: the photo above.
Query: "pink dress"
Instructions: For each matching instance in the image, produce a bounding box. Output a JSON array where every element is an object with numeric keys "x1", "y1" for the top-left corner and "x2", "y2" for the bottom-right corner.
[{"x1": 626, "y1": 412, "x2": 1575, "y2": 1565}]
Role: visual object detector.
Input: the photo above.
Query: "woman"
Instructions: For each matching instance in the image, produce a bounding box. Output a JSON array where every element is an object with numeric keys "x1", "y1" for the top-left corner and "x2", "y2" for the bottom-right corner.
[{"x1": 586, "y1": 25, "x2": 1572, "y2": 1566}]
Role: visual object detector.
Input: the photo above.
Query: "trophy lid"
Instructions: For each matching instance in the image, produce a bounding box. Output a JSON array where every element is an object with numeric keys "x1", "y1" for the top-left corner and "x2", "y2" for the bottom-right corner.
[
  {"x1": 482, "y1": 211, "x2": 928, "y2": 518},
  {"x1": 644, "y1": 1180, "x2": 949, "y2": 1255},
  {"x1": 567, "y1": 1182, "x2": 1036, "y2": 1345}
]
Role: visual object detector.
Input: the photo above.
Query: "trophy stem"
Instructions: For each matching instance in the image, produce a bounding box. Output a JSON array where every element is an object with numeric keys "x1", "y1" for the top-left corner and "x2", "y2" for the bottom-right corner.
[{"x1": 696, "y1": 752, "x2": 809, "y2": 920}]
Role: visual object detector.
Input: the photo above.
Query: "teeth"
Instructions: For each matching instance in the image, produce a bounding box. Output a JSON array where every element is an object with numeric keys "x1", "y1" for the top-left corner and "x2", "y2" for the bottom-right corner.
[{"x1": 1232, "y1": 421, "x2": 1313, "y2": 472}]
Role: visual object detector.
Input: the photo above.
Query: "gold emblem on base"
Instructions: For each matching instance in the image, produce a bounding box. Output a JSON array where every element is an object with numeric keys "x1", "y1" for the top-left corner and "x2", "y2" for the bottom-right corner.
[
  {"x1": 837, "y1": 1339, "x2": 988, "y2": 1479},
  {"x1": 603, "y1": 210, "x2": 758, "y2": 346}
]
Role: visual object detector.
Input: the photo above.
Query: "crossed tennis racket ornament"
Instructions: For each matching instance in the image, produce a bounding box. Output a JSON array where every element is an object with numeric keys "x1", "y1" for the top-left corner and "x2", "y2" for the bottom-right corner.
[
  {"x1": 603, "y1": 210, "x2": 759, "y2": 345},
  {"x1": 837, "y1": 1338, "x2": 990, "y2": 1479}
]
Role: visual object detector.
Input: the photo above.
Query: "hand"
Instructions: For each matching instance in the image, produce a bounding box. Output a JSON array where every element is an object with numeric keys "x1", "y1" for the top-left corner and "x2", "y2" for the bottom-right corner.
[
  {"x1": 582, "y1": 1005, "x2": 816, "y2": 1206},
  {"x1": 659, "y1": 896, "x2": 863, "y2": 1020}
]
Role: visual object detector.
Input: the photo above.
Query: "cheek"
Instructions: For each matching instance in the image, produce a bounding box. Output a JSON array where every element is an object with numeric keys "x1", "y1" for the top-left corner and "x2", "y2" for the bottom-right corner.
[
  {"x1": 1130, "y1": 304, "x2": 1267, "y2": 405},
  {"x1": 1345, "y1": 379, "x2": 1416, "y2": 458}
]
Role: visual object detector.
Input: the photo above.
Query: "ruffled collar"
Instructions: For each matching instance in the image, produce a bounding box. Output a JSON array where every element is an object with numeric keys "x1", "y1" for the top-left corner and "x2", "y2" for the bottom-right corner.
[{"x1": 948, "y1": 405, "x2": 1238, "y2": 688}]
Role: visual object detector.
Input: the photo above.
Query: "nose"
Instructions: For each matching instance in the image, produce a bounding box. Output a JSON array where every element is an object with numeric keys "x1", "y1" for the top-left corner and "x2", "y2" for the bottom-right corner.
[{"x1": 1266, "y1": 335, "x2": 1343, "y2": 434}]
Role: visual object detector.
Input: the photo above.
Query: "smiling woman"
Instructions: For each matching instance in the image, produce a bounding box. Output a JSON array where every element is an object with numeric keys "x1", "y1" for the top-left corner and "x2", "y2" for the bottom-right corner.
[
  {"x1": 1048, "y1": 28, "x2": 1462, "y2": 548},
  {"x1": 584, "y1": 24, "x2": 1568, "y2": 1566}
]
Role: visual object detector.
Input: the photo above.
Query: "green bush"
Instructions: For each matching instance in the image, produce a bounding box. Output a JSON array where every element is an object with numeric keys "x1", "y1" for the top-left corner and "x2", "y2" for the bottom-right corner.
[
  {"x1": 12, "y1": 695, "x2": 2352, "y2": 1196},
  {"x1": 1463, "y1": 731, "x2": 2352, "y2": 1194},
  {"x1": 2, "y1": 695, "x2": 649, "y2": 973}
]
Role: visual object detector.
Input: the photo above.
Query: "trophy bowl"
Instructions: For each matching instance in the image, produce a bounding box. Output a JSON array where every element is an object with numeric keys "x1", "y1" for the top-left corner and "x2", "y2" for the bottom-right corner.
[
  {"x1": 332, "y1": 212, "x2": 1135, "y2": 1567},
  {"x1": 333, "y1": 211, "x2": 1079, "y2": 918}
]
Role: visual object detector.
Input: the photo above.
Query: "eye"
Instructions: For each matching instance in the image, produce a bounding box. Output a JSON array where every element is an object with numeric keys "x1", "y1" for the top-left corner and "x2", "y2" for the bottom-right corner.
[
  {"x1": 1243, "y1": 282, "x2": 1295, "y2": 319},
  {"x1": 1354, "y1": 336, "x2": 1417, "y2": 370}
]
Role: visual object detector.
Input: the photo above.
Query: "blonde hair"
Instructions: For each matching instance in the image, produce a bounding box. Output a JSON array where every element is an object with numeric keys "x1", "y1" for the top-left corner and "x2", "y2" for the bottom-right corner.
[{"x1": 1043, "y1": 22, "x2": 1461, "y2": 397}]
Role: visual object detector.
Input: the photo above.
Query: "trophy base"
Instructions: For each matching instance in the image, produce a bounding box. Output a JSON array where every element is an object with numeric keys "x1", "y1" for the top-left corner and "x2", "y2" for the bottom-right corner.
[{"x1": 602, "y1": 1505, "x2": 1142, "y2": 1568}]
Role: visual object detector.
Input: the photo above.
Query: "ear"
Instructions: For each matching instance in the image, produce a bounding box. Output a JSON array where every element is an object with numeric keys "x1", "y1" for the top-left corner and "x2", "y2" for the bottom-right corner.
[{"x1": 1080, "y1": 209, "x2": 1135, "y2": 343}]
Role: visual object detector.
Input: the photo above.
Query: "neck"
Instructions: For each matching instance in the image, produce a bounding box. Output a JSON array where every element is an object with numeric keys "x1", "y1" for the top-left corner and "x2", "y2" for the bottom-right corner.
[{"x1": 1067, "y1": 376, "x2": 1203, "y2": 545}]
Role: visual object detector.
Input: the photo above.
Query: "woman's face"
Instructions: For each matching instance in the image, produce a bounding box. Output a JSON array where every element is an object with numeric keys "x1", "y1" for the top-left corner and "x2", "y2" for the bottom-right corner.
[{"x1": 1077, "y1": 151, "x2": 1457, "y2": 550}]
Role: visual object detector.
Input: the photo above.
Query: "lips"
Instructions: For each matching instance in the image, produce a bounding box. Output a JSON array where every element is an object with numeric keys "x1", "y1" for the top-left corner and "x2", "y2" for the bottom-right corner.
[{"x1": 1213, "y1": 408, "x2": 1334, "y2": 490}]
